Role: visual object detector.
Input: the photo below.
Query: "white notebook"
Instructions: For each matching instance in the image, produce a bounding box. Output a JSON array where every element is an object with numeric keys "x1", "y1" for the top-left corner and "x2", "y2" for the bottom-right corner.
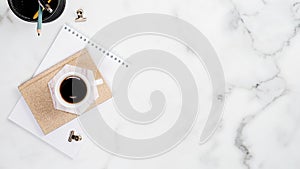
[{"x1": 8, "y1": 24, "x2": 125, "y2": 158}]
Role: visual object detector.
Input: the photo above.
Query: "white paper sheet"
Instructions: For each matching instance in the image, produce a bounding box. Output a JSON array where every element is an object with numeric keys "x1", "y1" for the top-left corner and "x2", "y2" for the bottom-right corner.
[{"x1": 8, "y1": 24, "x2": 124, "y2": 158}]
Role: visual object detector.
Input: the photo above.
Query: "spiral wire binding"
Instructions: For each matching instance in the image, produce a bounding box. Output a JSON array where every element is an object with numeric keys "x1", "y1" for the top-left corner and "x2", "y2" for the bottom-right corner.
[{"x1": 63, "y1": 25, "x2": 129, "y2": 68}]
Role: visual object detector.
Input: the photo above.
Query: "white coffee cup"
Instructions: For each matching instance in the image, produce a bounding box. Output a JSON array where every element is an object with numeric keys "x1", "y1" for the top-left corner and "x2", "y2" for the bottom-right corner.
[{"x1": 48, "y1": 65, "x2": 101, "y2": 115}]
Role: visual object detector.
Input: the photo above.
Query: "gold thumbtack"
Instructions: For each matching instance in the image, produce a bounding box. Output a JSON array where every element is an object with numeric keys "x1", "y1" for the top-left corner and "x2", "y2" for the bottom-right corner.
[
  {"x1": 68, "y1": 130, "x2": 82, "y2": 142},
  {"x1": 75, "y1": 9, "x2": 87, "y2": 22}
]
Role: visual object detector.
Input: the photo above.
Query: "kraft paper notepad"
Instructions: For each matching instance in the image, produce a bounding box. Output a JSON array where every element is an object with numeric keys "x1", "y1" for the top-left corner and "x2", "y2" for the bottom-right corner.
[
  {"x1": 18, "y1": 49, "x2": 112, "y2": 135},
  {"x1": 9, "y1": 24, "x2": 127, "y2": 158}
]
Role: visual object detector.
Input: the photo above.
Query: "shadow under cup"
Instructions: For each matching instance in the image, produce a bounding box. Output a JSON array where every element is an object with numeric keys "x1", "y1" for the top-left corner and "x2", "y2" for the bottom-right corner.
[{"x1": 8, "y1": 0, "x2": 66, "y2": 23}]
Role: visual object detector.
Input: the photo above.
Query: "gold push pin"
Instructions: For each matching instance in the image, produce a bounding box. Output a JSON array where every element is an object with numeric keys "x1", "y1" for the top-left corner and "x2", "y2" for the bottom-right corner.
[
  {"x1": 75, "y1": 9, "x2": 87, "y2": 22},
  {"x1": 68, "y1": 130, "x2": 82, "y2": 142}
]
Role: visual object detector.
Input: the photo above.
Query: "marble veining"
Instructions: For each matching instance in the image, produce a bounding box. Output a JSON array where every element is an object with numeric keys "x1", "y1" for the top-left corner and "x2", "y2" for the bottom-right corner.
[
  {"x1": 230, "y1": 0, "x2": 300, "y2": 56},
  {"x1": 0, "y1": 0, "x2": 300, "y2": 168},
  {"x1": 228, "y1": 0, "x2": 300, "y2": 169}
]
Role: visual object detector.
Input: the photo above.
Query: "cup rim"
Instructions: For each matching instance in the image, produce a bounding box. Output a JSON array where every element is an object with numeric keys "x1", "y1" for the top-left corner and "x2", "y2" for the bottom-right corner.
[{"x1": 54, "y1": 71, "x2": 91, "y2": 108}]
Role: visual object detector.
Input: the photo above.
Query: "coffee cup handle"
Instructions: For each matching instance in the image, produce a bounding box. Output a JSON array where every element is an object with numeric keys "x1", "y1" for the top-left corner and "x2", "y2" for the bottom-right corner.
[
  {"x1": 91, "y1": 78, "x2": 104, "y2": 100},
  {"x1": 94, "y1": 78, "x2": 104, "y2": 86}
]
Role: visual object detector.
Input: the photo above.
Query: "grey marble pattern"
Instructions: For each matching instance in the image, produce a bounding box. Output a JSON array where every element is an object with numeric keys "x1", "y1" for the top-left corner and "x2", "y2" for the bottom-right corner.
[{"x1": 0, "y1": 0, "x2": 300, "y2": 168}]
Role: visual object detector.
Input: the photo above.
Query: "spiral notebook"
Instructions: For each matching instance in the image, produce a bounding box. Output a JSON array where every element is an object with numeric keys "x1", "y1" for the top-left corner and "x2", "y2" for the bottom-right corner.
[{"x1": 8, "y1": 24, "x2": 127, "y2": 158}]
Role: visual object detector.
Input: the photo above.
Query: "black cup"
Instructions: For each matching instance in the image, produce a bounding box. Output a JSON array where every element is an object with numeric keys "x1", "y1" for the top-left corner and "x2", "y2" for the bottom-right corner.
[
  {"x1": 59, "y1": 76, "x2": 88, "y2": 104},
  {"x1": 7, "y1": 0, "x2": 66, "y2": 23}
]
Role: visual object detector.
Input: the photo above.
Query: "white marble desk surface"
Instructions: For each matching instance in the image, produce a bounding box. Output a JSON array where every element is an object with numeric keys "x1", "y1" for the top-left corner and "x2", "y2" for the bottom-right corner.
[{"x1": 0, "y1": 0, "x2": 300, "y2": 169}]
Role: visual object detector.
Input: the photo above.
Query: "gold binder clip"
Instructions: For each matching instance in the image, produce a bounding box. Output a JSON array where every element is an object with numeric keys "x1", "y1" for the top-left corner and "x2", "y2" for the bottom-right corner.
[
  {"x1": 75, "y1": 9, "x2": 87, "y2": 22},
  {"x1": 68, "y1": 130, "x2": 82, "y2": 142}
]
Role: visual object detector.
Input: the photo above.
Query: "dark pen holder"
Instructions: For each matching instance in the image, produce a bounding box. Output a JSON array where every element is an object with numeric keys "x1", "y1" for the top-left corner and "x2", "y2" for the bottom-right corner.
[{"x1": 7, "y1": 0, "x2": 66, "y2": 23}]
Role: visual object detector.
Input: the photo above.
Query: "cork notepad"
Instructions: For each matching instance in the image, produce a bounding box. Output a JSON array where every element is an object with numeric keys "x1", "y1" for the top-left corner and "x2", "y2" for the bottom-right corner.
[{"x1": 18, "y1": 49, "x2": 112, "y2": 135}]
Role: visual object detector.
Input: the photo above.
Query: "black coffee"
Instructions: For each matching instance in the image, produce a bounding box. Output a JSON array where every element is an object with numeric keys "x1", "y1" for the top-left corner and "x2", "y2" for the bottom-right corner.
[{"x1": 59, "y1": 76, "x2": 87, "y2": 104}]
